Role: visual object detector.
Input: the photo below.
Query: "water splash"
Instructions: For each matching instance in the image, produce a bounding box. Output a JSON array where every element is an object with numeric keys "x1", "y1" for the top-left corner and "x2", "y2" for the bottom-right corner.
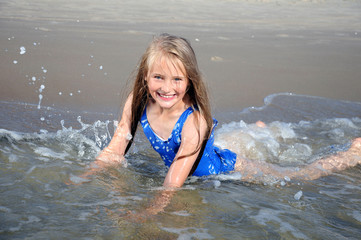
[
  {"x1": 19, "y1": 46, "x2": 26, "y2": 55},
  {"x1": 37, "y1": 94, "x2": 43, "y2": 109},
  {"x1": 215, "y1": 118, "x2": 361, "y2": 166}
]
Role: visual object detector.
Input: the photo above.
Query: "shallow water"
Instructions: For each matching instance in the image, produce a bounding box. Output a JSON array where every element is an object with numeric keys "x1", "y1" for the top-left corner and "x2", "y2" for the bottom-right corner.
[{"x1": 1, "y1": 94, "x2": 361, "y2": 239}]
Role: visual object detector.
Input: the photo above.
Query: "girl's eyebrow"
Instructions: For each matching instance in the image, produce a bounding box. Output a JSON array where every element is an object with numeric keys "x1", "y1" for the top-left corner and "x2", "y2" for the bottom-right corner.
[
  {"x1": 151, "y1": 72, "x2": 163, "y2": 76},
  {"x1": 174, "y1": 75, "x2": 185, "y2": 79},
  {"x1": 151, "y1": 72, "x2": 185, "y2": 78}
]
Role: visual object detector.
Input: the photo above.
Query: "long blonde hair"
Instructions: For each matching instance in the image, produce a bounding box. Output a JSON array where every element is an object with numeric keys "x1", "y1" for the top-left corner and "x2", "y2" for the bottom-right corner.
[{"x1": 125, "y1": 34, "x2": 213, "y2": 164}]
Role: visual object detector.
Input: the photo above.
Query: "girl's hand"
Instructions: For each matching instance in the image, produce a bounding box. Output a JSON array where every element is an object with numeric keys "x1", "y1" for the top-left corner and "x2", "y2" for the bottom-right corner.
[
  {"x1": 96, "y1": 148, "x2": 126, "y2": 165},
  {"x1": 65, "y1": 151, "x2": 125, "y2": 186},
  {"x1": 122, "y1": 210, "x2": 154, "y2": 224}
]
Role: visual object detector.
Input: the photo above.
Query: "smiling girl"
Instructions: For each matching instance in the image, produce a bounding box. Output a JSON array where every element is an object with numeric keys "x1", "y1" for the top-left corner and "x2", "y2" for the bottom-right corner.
[{"x1": 85, "y1": 33, "x2": 361, "y2": 217}]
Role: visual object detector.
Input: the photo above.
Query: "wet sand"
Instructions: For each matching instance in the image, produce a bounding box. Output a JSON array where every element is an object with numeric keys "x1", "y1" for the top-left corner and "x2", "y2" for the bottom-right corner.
[{"x1": 1, "y1": 0, "x2": 361, "y2": 115}]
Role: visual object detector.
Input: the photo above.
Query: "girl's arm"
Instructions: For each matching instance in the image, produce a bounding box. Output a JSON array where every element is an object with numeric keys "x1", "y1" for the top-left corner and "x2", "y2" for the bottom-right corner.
[
  {"x1": 68, "y1": 93, "x2": 133, "y2": 183},
  {"x1": 95, "y1": 93, "x2": 133, "y2": 165},
  {"x1": 133, "y1": 113, "x2": 208, "y2": 217},
  {"x1": 163, "y1": 112, "x2": 208, "y2": 188},
  {"x1": 93, "y1": 93, "x2": 133, "y2": 171}
]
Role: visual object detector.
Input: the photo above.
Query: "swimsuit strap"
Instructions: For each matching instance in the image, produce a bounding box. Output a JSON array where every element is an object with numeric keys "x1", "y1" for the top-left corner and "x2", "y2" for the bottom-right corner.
[
  {"x1": 174, "y1": 106, "x2": 195, "y2": 135},
  {"x1": 141, "y1": 105, "x2": 195, "y2": 142}
]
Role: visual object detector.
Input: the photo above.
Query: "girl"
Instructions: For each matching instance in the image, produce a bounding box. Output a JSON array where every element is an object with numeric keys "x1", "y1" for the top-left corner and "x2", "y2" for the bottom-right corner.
[{"x1": 86, "y1": 33, "x2": 361, "y2": 216}]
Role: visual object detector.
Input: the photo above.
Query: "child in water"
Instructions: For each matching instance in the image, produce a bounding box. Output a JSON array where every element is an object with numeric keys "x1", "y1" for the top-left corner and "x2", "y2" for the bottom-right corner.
[
  {"x1": 92, "y1": 33, "x2": 361, "y2": 187},
  {"x1": 86, "y1": 34, "x2": 361, "y2": 216}
]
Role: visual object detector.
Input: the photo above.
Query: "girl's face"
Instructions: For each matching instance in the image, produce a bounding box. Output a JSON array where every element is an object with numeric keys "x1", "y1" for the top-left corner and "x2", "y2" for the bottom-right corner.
[{"x1": 146, "y1": 56, "x2": 189, "y2": 111}]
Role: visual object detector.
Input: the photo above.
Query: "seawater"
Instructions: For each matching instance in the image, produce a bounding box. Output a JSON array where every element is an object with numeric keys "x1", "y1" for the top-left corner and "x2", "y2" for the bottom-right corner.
[{"x1": 1, "y1": 94, "x2": 361, "y2": 239}]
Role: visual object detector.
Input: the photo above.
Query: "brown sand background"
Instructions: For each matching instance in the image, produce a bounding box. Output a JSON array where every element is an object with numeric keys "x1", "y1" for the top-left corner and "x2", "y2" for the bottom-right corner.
[{"x1": 1, "y1": 0, "x2": 360, "y2": 115}]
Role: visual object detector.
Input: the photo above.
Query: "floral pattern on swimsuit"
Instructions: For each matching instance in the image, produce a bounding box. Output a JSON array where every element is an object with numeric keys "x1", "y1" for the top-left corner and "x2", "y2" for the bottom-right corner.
[{"x1": 140, "y1": 106, "x2": 237, "y2": 176}]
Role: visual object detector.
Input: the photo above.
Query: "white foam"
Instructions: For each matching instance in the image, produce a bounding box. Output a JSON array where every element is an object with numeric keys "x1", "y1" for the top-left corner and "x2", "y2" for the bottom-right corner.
[
  {"x1": 0, "y1": 206, "x2": 11, "y2": 213},
  {"x1": 26, "y1": 165, "x2": 37, "y2": 175},
  {"x1": 351, "y1": 210, "x2": 361, "y2": 223},
  {"x1": 34, "y1": 146, "x2": 70, "y2": 160},
  {"x1": 8, "y1": 154, "x2": 18, "y2": 163},
  {"x1": 294, "y1": 190, "x2": 303, "y2": 201},
  {"x1": 0, "y1": 128, "x2": 24, "y2": 142},
  {"x1": 171, "y1": 210, "x2": 191, "y2": 217},
  {"x1": 69, "y1": 174, "x2": 91, "y2": 184},
  {"x1": 78, "y1": 211, "x2": 92, "y2": 221},
  {"x1": 9, "y1": 215, "x2": 41, "y2": 232},
  {"x1": 159, "y1": 226, "x2": 214, "y2": 240},
  {"x1": 251, "y1": 208, "x2": 308, "y2": 239},
  {"x1": 26, "y1": 215, "x2": 41, "y2": 223},
  {"x1": 214, "y1": 172, "x2": 243, "y2": 181},
  {"x1": 215, "y1": 120, "x2": 298, "y2": 163}
]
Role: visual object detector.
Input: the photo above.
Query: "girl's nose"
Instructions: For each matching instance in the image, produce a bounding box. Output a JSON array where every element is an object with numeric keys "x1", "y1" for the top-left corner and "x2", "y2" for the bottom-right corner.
[{"x1": 161, "y1": 79, "x2": 172, "y2": 92}]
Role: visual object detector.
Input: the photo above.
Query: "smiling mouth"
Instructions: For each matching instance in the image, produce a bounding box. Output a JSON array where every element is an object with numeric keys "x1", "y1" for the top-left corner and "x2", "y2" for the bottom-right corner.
[{"x1": 157, "y1": 92, "x2": 176, "y2": 100}]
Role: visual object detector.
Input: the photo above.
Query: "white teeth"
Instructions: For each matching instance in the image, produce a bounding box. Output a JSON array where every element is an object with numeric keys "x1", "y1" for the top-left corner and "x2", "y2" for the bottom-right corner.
[{"x1": 159, "y1": 93, "x2": 174, "y2": 98}]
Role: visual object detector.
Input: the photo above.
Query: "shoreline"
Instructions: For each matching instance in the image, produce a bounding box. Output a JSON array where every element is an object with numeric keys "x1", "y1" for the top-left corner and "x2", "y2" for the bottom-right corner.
[{"x1": 1, "y1": 0, "x2": 360, "y2": 114}]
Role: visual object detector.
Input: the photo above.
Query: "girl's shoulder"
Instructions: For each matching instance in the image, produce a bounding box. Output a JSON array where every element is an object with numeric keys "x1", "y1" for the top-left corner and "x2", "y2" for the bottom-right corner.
[{"x1": 182, "y1": 107, "x2": 207, "y2": 135}]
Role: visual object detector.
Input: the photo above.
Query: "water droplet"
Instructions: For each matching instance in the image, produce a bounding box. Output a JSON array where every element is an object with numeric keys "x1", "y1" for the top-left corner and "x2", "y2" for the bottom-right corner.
[
  {"x1": 20, "y1": 46, "x2": 26, "y2": 55},
  {"x1": 294, "y1": 190, "x2": 303, "y2": 201},
  {"x1": 37, "y1": 94, "x2": 43, "y2": 109},
  {"x1": 13, "y1": 60, "x2": 18, "y2": 64}
]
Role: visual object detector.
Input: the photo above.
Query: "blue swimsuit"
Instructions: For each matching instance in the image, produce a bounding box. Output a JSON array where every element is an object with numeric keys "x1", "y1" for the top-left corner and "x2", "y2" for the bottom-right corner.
[{"x1": 140, "y1": 106, "x2": 237, "y2": 176}]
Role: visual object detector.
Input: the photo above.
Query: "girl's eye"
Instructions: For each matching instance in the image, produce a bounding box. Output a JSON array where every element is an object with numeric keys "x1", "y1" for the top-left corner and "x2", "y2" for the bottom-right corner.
[
  {"x1": 174, "y1": 77, "x2": 182, "y2": 81},
  {"x1": 154, "y1": 75, "x2": 162, "y2": 80}
]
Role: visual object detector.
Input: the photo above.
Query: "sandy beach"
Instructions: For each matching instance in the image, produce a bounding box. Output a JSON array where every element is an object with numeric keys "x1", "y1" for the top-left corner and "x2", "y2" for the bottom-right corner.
[{"x1": 1, "y1": 0, "x2": 360, "y2": 115}]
